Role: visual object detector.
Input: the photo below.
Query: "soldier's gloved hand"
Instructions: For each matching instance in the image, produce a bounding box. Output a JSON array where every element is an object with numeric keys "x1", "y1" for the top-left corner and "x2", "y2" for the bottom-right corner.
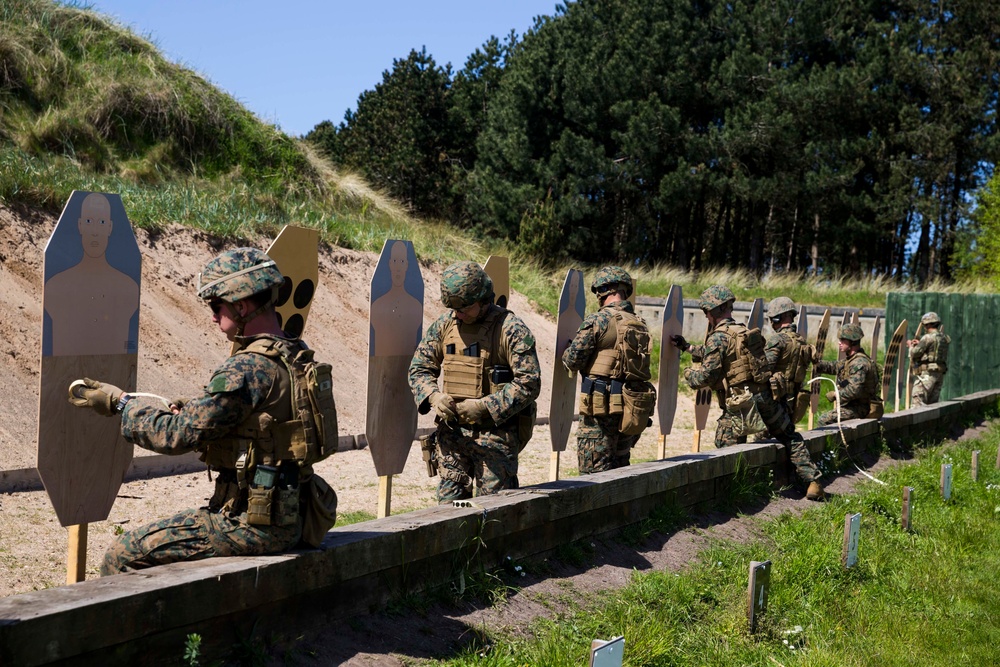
[
  {"x1": 457, "y1": 399, "x2": 490, "y2": 425},
  {"x1": 670, "y1": 335, "x2": 690, "y2": 352},
  {"x1": 428, "y1": 392, "x2": 458, "y2": 422},
  {"x1": 169, "y1": 397, "x2": 187, "y2": 414},
  {"x1": 68, "y1": 378, "x2": 124, "y2": 416},
  {"x1": 825, "y1": 390, "x2": 837, "y2": 403}
]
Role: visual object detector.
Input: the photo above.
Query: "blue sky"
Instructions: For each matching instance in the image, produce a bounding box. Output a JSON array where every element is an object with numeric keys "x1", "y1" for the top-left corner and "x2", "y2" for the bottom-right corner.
[{"x1": 82, "y1": 1, "x2": 562, "y2": 137}]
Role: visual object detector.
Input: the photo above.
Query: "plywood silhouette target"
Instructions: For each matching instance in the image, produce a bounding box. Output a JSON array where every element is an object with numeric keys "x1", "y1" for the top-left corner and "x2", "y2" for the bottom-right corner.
[
  {"x1": 550, "y1": 268, "x2": 585, "y2": 453},
  {"x1": 366, "y1": 239, "x2": 423, "y2": 476},
  {"x1": 657, "y1": 285, "x2": 683, "y2": 436},
  {"x1": 267, "y1": 225, "x2": 319, "y2": 338},
  {"x1": 483, "y1": 255, "x2": 509, "y2": 309},
  {"x1": 38, "y1": 191, "x2": 140, "y2": 526}
]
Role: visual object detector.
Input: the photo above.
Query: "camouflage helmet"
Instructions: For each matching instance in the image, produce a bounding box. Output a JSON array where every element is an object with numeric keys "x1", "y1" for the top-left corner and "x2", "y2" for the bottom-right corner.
[
  {"x1": 698, "y1": 285, "x2": 735, "y2": 313},
  {"x1": 838, "y1": 322, "x2": 864, "y2": 342},
  {"x1": 920, "y1": 311, "x2": 941, "y2": 326},
  {"x1": 440, "y1": 261, "x2": 493, "y2": 309},
  {"x1": 197, "y1": 248, "x2": 283, "y2": 304},
  {"x1": 766, "y1": 296, "x2": 797, "y2": 320},
  {"x1": 591, "y1": 266, "x2": 633, "y2": 299}
]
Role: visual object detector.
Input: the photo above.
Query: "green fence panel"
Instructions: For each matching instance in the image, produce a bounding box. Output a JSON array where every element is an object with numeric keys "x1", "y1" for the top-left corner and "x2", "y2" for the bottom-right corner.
[{"x1": 886, "y1": 292, "x2": 1000, "y2": 401}]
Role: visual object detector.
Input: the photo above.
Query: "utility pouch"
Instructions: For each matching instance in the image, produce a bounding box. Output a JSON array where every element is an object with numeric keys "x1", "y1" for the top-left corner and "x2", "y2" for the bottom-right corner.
[
  {"x1": 300, "y1": 474, "x2": 338, "y2": 548},
  {"x1": 868, "y1": 399, "x2": 884, "y2": 420},
  {"x1": 620, "y1": 382, "x2": 656, "y2": 435},
  {"x1": 247, "y1": 486, "x2": 276, "y2": 526},
  {"x1": 725, "y1": 387, "x2": 767, "y2": 437},
  {"x1": 420, "y1": 433, "x2": 438, "y2": 477},
  {"x1": 609, "y1": 379, "x2": 625, "y2": 416},
  {"x1": 442, "y1": 354, "x2": 485, "y2": 400}
]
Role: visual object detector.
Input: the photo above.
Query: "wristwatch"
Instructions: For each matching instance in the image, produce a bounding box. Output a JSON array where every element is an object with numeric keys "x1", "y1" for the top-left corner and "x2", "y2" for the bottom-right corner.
[{"x1": 115, "y1": 393, "x2": 133, "y2": 415}]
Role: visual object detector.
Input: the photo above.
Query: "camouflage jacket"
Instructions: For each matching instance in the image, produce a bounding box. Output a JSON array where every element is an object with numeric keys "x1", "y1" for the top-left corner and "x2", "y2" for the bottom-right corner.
[
  {"x1": 120, "y1": 334, "x2": 297, "y2": 456},
  {"x1": 682, "y1": 317, "x2": 736, "y2": 391},
  {"x1": 561, "y1": 300, "x2": 636, "y2": 375},
  {"x1": 909, "y1": 330, "x2": 950, "y2": 371},
  {"x1": 408, "y1": 305, "x2": 540, "y2": 427},
  {"x1": 814, "y1": 349, "x2": 879, "y2": 405}
]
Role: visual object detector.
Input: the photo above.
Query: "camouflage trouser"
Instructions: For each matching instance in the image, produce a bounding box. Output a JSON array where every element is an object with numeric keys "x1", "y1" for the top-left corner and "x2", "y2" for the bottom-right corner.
[
  {"x1": 912, "y1": 371, "x2": 944, "y2": 406},
  {"x1": 717, "y1": 389, "x2": 820, "y2": 485},
  {"x1": 817, "y1": 402, "x2": 869, "y2": 426},
  {"x1": 101, "y1": 507, "x2": 301, "y2": 576},
  {"x1": 576, "y1": 414, "x2": 638, "y2": 474},
  {"x1": 435, "y1": 423, "x2": 519, "y2": 503}
]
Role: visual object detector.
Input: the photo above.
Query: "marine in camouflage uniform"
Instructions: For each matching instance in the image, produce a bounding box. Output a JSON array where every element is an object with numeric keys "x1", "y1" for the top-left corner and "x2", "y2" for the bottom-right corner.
[
  {"x1": 562, "y1": 266, "x2": 648, "y2": 474},
  {"x1": 70, "y1": 248, "x2": 335, "y2": 575},
  {"x1": 672, "y1": 286, "x2": 823, "y2": 499},
  {"x1": 814, "y1": 322, "x2": 881, "y2": 425},
  {"x1": 763, "y1": 297, "x2": 813, "y2": 424},
  {"x1": 408, "y1": 261, "x2": 540, "y2": 503},
  {"x1": 908, "y1": 312, "x2": 950, "y2": 406}
]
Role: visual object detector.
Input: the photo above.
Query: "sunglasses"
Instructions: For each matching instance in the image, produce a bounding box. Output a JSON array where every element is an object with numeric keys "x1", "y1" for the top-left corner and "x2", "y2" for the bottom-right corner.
[{"x1": 209, "y1": 300, "x2": 226, "y2": 315}]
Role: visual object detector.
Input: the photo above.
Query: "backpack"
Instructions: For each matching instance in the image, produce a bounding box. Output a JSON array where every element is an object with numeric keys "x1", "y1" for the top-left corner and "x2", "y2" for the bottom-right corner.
[
  {"x1": 240, "y1": 338, "x2": 339, "y2": 467},
  {"x1": 720, "y1": 323, "x2": 771, "y2": 388},
  {"x1": 614, "y1": 311, "x2": 652, "y2": 383}
]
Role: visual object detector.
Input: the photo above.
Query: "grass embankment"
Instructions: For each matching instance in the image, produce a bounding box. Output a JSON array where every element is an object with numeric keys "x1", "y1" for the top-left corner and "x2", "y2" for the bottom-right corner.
[{"x1": 438, "y1": 416, "x2": 1000, "y2": 666}]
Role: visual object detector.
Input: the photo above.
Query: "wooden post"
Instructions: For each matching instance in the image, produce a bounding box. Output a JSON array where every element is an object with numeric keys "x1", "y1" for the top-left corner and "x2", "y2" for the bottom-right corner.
[
  {"x1": 941, "y1": 463, "x2": 953, "y2": 501},
  {"x1": 657, "y1": 434, "x2": 666, "y2": 460},
  {"x1": 692, "y1": 430, "x2": 701, "y2": 453},
  {"x1": 842, "y1": 513, "x2": 861, "y2": 568},
  {"x1": 748, "y1": 560, "x2": 771, "y2": 633},
  {"x1": 972, "y1": 451, "x2": 980, "y2": 482},
  {"x1": 67, "y1": 524, "x2": 87, "y2": 584},
  {"x1": 549, "y1": 451, "x2": 561, "y2": 482},
  {"x1": 377, "y1": 475, "x2": 392, "y2": 518},
  {"x1": 901, "y1": 487, "x2": 913, "y2": 532}
]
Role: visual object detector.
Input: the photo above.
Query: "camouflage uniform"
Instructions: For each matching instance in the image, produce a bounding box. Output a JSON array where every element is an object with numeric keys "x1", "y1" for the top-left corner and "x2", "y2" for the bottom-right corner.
[
  {"x1": 680, "y1": 286, "x2": 820, "y2": 487},
  {"x1": 99, "y1": 248, "x2": 327, "y2": 575},
  {"x1": 562, "y1": 299, "x2": 643, "y2": 473},
  {"x1": 909, "y1": 320, "x2": 950, "y2": 406},
  {"x1": 814, "y1": 351, "x2": 880, "y2": 424},
  {"x1": 764, "y1": 323, "x2": 811, "y2": 422},
  {"x1": 409, "y1": 262, "x2": 540, "y2": 503}
]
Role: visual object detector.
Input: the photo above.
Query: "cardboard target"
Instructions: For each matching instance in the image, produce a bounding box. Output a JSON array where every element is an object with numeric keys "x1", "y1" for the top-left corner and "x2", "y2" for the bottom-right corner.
[
  {"x1": 366, "y1": 239, "x2": 423, "y2": 476},
  {"x1": 550, "y1": 269, "x2": 586, "y2": 453},
  {"x1": 38, "y1": 190, "x2": 140, "y2": 526},
  {"x1": 809, "y1": 308, "x2": 832, "y2": 426},
  {"x1": 657, "y1": 285, "x2": 683, "y2": 435},
  {"x1": 882, "y1": 319, "x2": 907, "y2": 405},
  {"x1": 266, "y1": 225, "x2": 319, "y2": 338},
  {"x1": 483, "y1": 255, "x2": 509, "y2": 309},
  {"x1": 746, "y1": 298, "x2": 764, "y2": 331}
]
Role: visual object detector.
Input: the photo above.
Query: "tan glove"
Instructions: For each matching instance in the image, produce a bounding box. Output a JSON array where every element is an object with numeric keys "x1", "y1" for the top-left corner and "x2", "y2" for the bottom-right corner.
[
  {"x1": 68, "y1": 378, "x2": 124, "y2": 416},
  {"x1": 457, "y1": 399, "x2": 490, "y2": 425},
  {"x1": 825, "y1": 390, "x2": 837, "y2": 403},
  {"x1": 428, "y1": 392, "x2": 457, "y2": 422}
]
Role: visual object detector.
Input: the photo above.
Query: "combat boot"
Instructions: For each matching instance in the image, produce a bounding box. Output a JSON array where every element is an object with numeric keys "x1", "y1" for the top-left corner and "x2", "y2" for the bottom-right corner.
[{"x1": 806, "y1": 481, "x2": 825, "y2": 501}]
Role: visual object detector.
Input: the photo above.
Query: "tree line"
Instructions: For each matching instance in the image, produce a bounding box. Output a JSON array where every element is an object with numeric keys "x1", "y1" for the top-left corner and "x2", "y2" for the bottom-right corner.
[{"x1": 306, "y1": 0, "x2": 1000, "y2": 282}]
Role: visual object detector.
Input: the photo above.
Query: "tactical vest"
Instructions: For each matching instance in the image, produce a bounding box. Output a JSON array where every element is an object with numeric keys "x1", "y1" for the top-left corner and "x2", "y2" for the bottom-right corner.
[
  {"x1": 200, "y1": 336, "x2": 338, "y2": 485},
  {"x1": 717, "y1": 322, "x2": 771, "y2": 391},
  {"x1": 773, "y1": 327, "x2": 814, "y2": 398},
  {"x1": 838, "y1": 351, "x2": 880, "y2": 406},
  {"x1": 439, "y1": 305, "x2": 510, "y2": 399},
  {"x1": 918, "y1": 331, "x2": 950, "y2": 372},
  {"x1": 581, "y1": 308, "x2": 651, "y2": 382}
]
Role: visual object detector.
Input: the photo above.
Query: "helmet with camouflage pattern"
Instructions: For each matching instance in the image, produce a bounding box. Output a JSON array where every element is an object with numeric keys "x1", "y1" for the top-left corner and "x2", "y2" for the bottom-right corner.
[
  {"x1": 440, "y1": 261, "x2": 493, "y2": 309},
  {"x1": 591, "y1": 266, "x2": 633, "y2": 299},
  {"x1": 197, "y1": 248, "x2": 283, "y2": 304},
  {"x1": 766, "y1": 296, "x2": 797, "y2": 320},
  {"x1": 698, "y1": 285, "x2": 735, "y2": 313},
  {"x1": 838, "y1": 322, "x2": 864, "y2": 342},
  {"x1": 920, "y1": 311, "x2": 941, "y2": 326}
]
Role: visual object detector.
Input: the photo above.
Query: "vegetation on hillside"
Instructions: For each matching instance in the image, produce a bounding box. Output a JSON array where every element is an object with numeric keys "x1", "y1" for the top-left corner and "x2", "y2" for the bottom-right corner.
[{"x1": 311, "y1": 0, "x2": 1000, "y2": 287}]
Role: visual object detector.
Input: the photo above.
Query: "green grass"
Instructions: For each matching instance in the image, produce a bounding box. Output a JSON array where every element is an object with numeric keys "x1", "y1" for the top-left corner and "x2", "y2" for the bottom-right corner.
[{"x1": 437, "y1": 420, "x2": 1000, "y2": 666}]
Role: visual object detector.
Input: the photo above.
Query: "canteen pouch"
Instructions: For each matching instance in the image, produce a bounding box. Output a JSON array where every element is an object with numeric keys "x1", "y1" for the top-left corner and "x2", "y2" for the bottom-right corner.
[
  {"x1": 300, "y1": 474, "x2": 338, "y2": 548},
  {"x1": 442, "y1": 354, "x2": 485, "y2": 400},
  {"x1": 868, "y1": 399, "x2": 884, "y2": 420},
  {"x1": 725, "y1": 387, "x2": 767, "y2": 437},
  {"x1": 620, "y1": 382, "x2": 656, "y2": 436}
]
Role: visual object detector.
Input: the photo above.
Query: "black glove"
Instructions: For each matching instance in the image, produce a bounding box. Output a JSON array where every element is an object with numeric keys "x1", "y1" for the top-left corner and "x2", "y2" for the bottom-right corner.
[{"x1": 670, "y1": 334, "x2": 690, "y2": 352}]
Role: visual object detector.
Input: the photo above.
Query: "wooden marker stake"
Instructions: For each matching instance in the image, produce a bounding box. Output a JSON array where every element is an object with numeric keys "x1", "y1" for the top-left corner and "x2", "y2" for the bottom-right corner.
[
  {"x1": 941, "y1": 463, "x2": 953, "y2": 501},
  {"x1": 842, "y1": 512, "x2": 861, "y2": 568},
  {"x1": 901, "y1": 487, "x2": 914, "y2": 532},
  {"x1": 972, "y1": 451, "x2": 980, "y2": 482},
  {"x1": 748, "y1": 560, "x2": 771, "y2": 633}
]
